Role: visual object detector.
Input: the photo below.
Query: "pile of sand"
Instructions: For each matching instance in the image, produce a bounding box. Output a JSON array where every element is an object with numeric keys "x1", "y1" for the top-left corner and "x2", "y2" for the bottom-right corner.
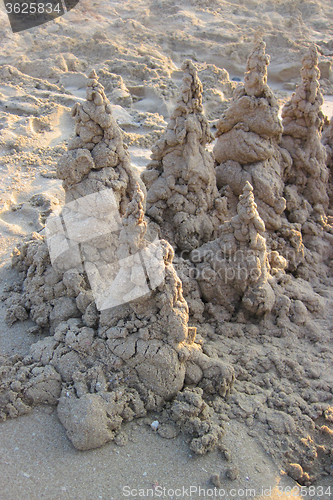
[{"x1": 1, "y1": 0, "x2": 333, "y2": 497}]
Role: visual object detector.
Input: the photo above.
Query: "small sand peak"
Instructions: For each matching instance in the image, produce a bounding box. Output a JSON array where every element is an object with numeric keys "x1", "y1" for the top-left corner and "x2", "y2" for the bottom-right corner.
[
  {"x1": 88, "y1": 68, "x2": 98, "y2": 80},
  {"x1": 299, "y1": 44, "x2": 321, "y2": 104},
  {"x1": 241, "y1": 180, "x2": 254, "y2": 197},
  {"x1": 190, "y1": 180, "x2": 274, "y2": 317},
  {"x1": 234, "y1": 181, "x2": 266, "y2": 242},
  {"x1": 237, "y1": 181, "x2": 260, "y2": 224},
  {"x1": 118, "y1": 182, "x2": 147, "y2": 256},
  {"x1": 244, "y1": 36, "x2": 270, "y2": 97},
  {"x1": 173, "y1": 59, "x2": 204, "y2": 116}
]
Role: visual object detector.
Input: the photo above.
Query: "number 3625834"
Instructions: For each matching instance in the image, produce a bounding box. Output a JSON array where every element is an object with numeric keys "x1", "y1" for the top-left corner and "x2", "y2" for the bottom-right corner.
[{"x1": 5, "y1": 3, "x2": 61, "y2": 14}]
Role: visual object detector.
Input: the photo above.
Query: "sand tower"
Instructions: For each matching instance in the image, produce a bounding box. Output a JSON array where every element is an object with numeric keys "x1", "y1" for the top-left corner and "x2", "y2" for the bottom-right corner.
[
  {"x1": 190, "y1": 182, "x2": 277, "y2": 318},
  {"x1": 281, "y1": 45, "x2": 329, "y2": 227},
  {"x1": 213, "y1": 37, "x2": 304, "y2": 271},
  {"x1": 214, "y1": 36, "x2": 291, "y2": 232},
  {"x1": 57, "y1": 69, "x2": 145, "y2": 210},
  {"x1": 1, "y1": 71, "x2": 234, "y2": 451},
  {"x1": 142, "y1": 60, "x2": 226, "y2": 252}
]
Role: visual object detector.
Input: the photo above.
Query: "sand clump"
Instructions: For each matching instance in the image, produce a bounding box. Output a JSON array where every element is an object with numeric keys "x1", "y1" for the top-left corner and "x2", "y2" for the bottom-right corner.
[
  {"x1": 142, "y1": 60, "x2": 227, "y2": 252},
  {"x1": 170, "y1": 387, "x2": 224, "y2": 455},
  {"x1": 0, "y1": 72, "x2": 234, "y2": 452},
  {"x1": 1, "y1": 28, "x2": 333, "y2": 486},
  {"x1": 190, "y1": 182, "x2": 276, "y2": 319},
  {"x1": 281, "y1": 45, "x2": 329, "y2": 228}
]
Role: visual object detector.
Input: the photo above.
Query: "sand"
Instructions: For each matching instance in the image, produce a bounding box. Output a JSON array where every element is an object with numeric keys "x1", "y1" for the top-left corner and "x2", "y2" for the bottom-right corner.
[{"x1": 1, "y1": 0, "x2": 333, "y2": 498}]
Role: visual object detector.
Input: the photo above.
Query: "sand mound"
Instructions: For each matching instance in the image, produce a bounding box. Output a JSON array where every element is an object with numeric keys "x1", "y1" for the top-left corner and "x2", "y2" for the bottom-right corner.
[
  {"x1": 1, "y1": 6, "x2": 333, "y2": 486},
  {"x1": 1, "y1": 72, "x2": 234, "y2": 453},
  {"x1": 281, "y1": 45, "x2": 329, "y2": 227},
  {"x1": 142, "y1": 60, "x2": 226, "y2": 251}
]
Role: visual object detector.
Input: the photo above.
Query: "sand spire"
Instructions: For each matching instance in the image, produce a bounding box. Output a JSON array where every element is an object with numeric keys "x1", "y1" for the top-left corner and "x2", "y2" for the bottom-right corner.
[
  {"x1": 142, "y1": 59, "x2": 226, "y2": 252},
  {"x1": 244, "y1": 34, "x2": 270, "y2": 97},
  {"x1": 214, "y1": 37, "x2": 289, "y2": 231},
  {"x1": 57, "y1": 69, "x2": 144, "y2": 213},
  {"x1": 281, "y1": 45, "x2": 329, "y2": 227},
  {"x1": 191, "y1": 182, "x2": 276, "y2": 317},
  {"x1": 213, "y1": 38, "x2": 306, "y2": 272}
]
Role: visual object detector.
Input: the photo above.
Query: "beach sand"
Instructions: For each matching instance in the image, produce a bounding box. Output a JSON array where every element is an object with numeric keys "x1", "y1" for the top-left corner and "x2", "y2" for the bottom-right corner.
[{"x1": 0, "y1": 1, "x2": 333, "y2": 498}]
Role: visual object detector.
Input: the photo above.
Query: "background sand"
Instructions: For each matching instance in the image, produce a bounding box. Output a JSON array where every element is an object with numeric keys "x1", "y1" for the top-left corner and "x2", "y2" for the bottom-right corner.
[{"x1": 0, "y1": 0, "x2": 333, "y2": 498}]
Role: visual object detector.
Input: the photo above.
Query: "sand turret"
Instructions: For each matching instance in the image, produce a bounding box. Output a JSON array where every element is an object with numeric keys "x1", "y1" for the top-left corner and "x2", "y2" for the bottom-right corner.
[
  {"x1": 214, "y1": 38, "x2": 290, "y2": 232},
  {"x1": 142, "y1": 60, "x2": 226, "y2": 252},
  {"x1": 190, "y1": 182, "x2": 276, "y2": 317},
  {"x1": 281, "y1": 45, "x2": 329, "y2": 227}
]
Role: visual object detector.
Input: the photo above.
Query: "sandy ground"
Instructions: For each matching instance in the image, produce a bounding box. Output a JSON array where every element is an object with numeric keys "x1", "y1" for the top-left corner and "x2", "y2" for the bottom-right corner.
[{"x1": 0, "y1": 0, "x2": 333, "y2": 498}]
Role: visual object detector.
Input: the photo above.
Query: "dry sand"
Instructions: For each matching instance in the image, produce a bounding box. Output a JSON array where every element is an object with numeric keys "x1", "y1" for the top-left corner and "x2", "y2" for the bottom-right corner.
[{"x1": 0, "y1": 0, "x2": 333, "y2": 498}]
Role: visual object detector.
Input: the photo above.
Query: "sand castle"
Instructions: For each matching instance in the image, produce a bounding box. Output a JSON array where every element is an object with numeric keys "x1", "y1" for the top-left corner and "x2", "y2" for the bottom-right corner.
[
  {"x1": 190, "y1": 182, "x2": 276, "y2": 318},
  {"x1": 1, "y1": 72, "x2": 234, "y2": 452},
  {"x1": 142, "y1": 60, "x2": 226, "y2": 252},
  {"x1": 281, "y1": 46, "x2": 329, "y2": 228},
  {"x1": 1, "y1": 41, "x2": 333, "y2": 485},
  {"x1": 213, "y1": 37, "x2": 290, "y2": 232}
]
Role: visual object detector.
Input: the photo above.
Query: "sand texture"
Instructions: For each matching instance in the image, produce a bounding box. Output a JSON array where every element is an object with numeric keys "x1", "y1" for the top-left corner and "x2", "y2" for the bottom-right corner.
[
  {"x1": 1, "y1": 0, "x2": 333, "y2": 498},
  {"x1": 143, "y1": 60, "x2": 226, "y2": 251}
]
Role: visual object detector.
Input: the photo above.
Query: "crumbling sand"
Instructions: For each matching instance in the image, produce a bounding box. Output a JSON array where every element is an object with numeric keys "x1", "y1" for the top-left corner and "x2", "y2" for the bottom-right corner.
[
  {"x1": 1, "y1": 73, "x2": 234, "y2": 454},
  {"x1": 142, "y1": 59, "x2": 226, "y2": 251},
  {"x1": 1, "y1": 0, "x2": 333, "y2": 496},
  {"x1": 281, "y1": 45, "x2": 329, "y2": 227}
]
